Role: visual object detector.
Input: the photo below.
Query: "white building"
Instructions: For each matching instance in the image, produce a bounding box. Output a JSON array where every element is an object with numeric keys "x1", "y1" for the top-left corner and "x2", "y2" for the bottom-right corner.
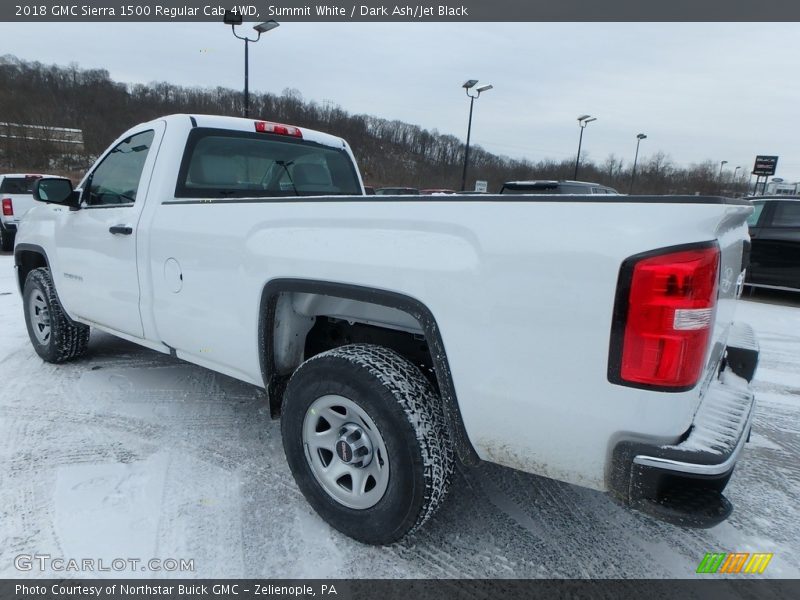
[{"x1": 764, "y1": 178, "x2": 800, "y2": 196}]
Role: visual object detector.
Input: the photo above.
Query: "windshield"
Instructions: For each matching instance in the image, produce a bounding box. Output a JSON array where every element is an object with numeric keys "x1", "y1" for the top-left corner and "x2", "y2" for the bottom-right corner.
[
  {"x1": 176, "y1": 129, "x2": 362, "y2": 198},
  {"x1": 746, "y1": 202, "x2": 765, "y2": 226}
]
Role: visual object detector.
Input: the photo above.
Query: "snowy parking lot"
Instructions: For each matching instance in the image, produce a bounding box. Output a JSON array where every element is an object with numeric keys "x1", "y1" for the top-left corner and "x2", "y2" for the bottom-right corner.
[{"x1": 1, "y1": 251, "x2": 798, "y2": 579}]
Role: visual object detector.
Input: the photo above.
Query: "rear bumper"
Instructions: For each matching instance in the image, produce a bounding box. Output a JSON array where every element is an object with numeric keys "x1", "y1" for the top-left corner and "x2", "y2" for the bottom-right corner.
[
  {"x1": 609, "y1": 322, "x2": 759, "y2": 528},
  {"x1": 0, "y1": 220, "x2": 17, "y2": 232}
]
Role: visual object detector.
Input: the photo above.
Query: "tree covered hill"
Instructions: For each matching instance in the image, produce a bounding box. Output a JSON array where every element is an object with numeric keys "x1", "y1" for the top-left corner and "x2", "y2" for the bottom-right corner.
[{"x1": 0, "y1": 55, "x2": 742, "y2": 195}]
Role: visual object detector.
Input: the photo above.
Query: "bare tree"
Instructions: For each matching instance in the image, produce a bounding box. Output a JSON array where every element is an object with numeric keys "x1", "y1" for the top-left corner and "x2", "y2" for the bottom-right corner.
[{"x1": 0, "y1": 55, "x2": 735, "y2": 195}]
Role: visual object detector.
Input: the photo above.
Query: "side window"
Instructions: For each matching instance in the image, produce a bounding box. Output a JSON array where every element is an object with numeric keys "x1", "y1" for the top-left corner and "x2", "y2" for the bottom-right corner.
[
  {"x1": 85, "y1": 130, "x2": 154, "y2": 206},
  {"x1": 769, "y1": 201, "x2": 800, "y2": 228},
  {"x1": 746, "y1": 202, "x2": 765, "y2": 227}
]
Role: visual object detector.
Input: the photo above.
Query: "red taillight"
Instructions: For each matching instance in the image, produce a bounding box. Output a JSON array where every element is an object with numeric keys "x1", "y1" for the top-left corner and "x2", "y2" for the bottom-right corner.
[
  {"x1": 610, "y1": 243, "x2": 720, "y2": 390},
  {"x1": 1, "y1": 198, "x2": 12, "y2": 216},
  {"x1": 254, "y1": 120, "x2": 302, "y2": 138}
]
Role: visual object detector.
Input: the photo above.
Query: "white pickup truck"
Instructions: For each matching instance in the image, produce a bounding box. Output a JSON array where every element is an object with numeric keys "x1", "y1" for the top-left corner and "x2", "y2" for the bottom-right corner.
[
  {"x1": 1, "y1": 173, "x2": 50, "y2": 251},
  {"x1": 14, "y1": 114, "x2": 759, "y2": 544}
]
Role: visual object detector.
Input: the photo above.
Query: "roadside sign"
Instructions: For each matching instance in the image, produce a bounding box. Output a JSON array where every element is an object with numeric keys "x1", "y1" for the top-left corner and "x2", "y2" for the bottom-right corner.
[
  {"x1": 752, "y1": 155, "x2": 778, "y2": 176},
  {"x1": 475, "y1": 180, "x2": 488, "y2": 193}
]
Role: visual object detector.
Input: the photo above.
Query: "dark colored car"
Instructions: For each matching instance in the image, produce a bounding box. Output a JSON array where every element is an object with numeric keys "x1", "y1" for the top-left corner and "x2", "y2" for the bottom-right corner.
[
  {"x1": 375, "y1": 187, "x2": 419, "y2": 195},
  {"x1": 500, "y1": 180, "x2": 619, "y2": 195},
  {"x1": 746, "y1": 196, "x2": 800, "y2": 291}
]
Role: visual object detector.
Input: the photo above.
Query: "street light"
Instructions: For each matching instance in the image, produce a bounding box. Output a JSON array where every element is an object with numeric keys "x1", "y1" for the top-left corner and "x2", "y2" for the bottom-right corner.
[
  {"x1": 629, "y1": 133, "x2": 647, "y2": 194},
  {"x1": 732, "y1": 166, "x2": 742, "y2": 194},
  {"x1": 574, "y1": 115, "x2": 597, "y2": 180},
  {"x1": 718, "y1": 160, "x2": 728, "y2": 194},
  {"x1": 254, "y1": 21, "x2": 279, "y2": 34},
  {"x1": 224, "y1": 11, "x2": 279, "y2": 118},
  {"x1": 460, "y1": 79, "x2": 493, "y2": 191}
]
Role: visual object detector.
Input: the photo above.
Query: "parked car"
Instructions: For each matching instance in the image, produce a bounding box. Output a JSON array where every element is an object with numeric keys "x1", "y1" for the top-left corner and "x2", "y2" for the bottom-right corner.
[
  {"x1": 16, "y1": 114, "x2": 758, "y2": 543},
  {"x1": 420, "y1": 189, "x2": 456, "y2": 195},
  {"x1": 0, "y1": 173, "x2": 49, "y2": 251},
  {"x1": 500, "y1": 180, "x2": 619, "y2": 195},
  {"x1": 375, "y1": 187, "x2": 419, "y2": 195},
  {"x1": 745, "y1": 196, "x2": 800, "y2": 291}
]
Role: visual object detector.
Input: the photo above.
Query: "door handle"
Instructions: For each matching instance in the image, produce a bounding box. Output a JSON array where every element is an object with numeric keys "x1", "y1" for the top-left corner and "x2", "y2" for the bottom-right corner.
[{"x1": 109, "y1": 225, "x2": 133, "y2": 235}]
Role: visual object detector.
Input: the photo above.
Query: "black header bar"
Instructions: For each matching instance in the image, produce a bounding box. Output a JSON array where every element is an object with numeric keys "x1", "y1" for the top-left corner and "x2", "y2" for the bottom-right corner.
[
  {"x1": 2, "y1": 579, "x2": 799, "y2": 600},
  {"x1": 4, "y1": 0, "x2": 800, "y2": 22}
]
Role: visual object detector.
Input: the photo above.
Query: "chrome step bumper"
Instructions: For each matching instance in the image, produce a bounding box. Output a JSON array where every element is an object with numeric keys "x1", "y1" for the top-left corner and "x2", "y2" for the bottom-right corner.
[{"x1": 610, "y1": 322, "x2": 759, "y2": 528}]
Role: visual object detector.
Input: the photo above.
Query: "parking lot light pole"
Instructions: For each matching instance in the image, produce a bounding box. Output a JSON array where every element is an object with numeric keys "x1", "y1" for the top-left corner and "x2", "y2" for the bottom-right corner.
[
  {"x1": 629, "y1": 133, "x2": 647, "y2": 194},
  {"x1": 718, "y1": 160, "x2": 728, "y2": 194},
  {"x1": 574, "y1": 115, "x2": 597, "y2": 180},
  {"x1": 460, "y1": 80, "x2": 493, "y2": 191},
  {"x1": 732, "y1": 166, "x2": 741, "y2": 194},
  {"x1": 225, "y1": 12, "x2": 279, "y2": 118}
]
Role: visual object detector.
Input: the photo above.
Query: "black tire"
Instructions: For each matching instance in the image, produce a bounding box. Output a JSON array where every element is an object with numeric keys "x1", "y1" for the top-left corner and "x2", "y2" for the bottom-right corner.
[
  {"x1": 23, "y1": 267, "x2": 90, "y2": 363},
  {"x1": 281, "y1": 344, "x2": 454, "y2": 544},
  {"x1": 0, "y1": 227, "x2": 13, "y2": 252}
]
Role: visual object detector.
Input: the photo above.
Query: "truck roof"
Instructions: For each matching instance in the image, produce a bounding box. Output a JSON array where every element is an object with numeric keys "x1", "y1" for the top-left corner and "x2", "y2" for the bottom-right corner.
[
  {"x1": 158, "y1": 114, "x2": 348, "y2": 150},
  {"x1": 504, "y1": 180, "x2": 605, "y2": 186},
  {"x1": 749, "y1": 195, "x2": 800, "y2": 201}
]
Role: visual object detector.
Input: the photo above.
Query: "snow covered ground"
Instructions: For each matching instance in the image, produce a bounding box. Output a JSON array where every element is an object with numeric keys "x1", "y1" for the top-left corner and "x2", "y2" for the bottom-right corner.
[{"x1": 1, "y1": 251, "x2": 798, "y2": 579}]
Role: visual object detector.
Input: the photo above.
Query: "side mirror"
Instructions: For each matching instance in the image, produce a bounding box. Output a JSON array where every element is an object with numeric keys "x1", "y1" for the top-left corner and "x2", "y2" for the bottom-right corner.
[{"x1": 34, "y1": 178, "x2": 79, "y2": 209}]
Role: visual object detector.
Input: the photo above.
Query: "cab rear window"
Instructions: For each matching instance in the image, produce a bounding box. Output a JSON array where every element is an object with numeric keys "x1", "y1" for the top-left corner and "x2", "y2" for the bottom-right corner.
[
  {"x1": 0, "y1": 176, "x2": 40, "y2": 194},
  {"x1": 175, "y1": 128, "x2": 361, "y2": 198}
]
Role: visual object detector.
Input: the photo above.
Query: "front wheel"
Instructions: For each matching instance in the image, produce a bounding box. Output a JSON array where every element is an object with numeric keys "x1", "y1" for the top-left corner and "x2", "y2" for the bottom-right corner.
[
  {"x1": 23, "y1": 267, "x2": 90, "y2": 363},
  {"x1": 281, "y1": 344, "x2": 453, "y2": 544}
]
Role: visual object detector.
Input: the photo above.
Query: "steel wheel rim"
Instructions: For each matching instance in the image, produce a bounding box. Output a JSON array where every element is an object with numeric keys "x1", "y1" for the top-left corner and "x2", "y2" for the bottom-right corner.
[
  {"x1": 28, "y1": 290, "x2": 51, "y2": 345},
  {"x1": 302, "y1": 394, "x2": 390, "y2": 510}
]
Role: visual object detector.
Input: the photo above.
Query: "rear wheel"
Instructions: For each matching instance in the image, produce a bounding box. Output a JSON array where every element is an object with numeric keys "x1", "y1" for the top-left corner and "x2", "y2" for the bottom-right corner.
[
  {"x1": 23, "y1": 268, "x2": 90, "y2": 363},
  {"x1": 0, "y1": 227, "x2": 13, "y2": 252},
  {"x1": 281, "y1": 344, "x2": 453, "y2": 544}
]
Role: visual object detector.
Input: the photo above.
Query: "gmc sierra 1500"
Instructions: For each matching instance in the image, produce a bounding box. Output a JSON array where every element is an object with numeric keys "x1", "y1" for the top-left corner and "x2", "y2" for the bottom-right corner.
[{"x1": 14, "y1": 114, "x2": 759, "y2": 544}]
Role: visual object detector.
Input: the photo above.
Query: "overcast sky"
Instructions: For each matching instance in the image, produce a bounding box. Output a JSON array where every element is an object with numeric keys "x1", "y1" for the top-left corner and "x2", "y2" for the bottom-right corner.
[{"x1": 3, "y1": 21, "x2": 800, "y2": 180}]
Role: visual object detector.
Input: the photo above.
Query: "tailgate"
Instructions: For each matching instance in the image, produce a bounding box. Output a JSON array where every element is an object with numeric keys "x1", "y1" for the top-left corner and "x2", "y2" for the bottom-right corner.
[
  {"x1": 702, "y1": 204, "x2": 754, "y2": 391},
  {"x1": 1, "y1": 175, "x2": 42, "y2": 225},
  {"x1": 2, "y1": 193, "x2": 37, "y2": 224}
]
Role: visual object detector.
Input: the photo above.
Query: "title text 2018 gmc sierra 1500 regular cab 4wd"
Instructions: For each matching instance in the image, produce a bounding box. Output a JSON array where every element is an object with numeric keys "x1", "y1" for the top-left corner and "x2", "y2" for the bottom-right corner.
[{"x1": 14, "y1": 114, "x2": 759, "y2": 544}]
